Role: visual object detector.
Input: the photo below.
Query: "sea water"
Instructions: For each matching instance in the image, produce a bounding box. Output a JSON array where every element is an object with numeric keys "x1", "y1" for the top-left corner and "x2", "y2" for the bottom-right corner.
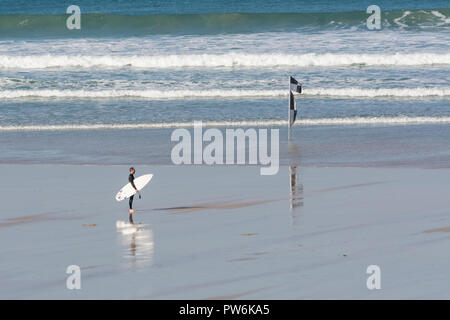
[{"x1": 0, "y1": 0, "x2": 449, "y2": 166}]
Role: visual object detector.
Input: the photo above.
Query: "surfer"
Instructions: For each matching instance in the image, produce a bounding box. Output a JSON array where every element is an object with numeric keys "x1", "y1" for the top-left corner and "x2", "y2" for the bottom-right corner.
[{"x1": 128, "y1": 167, "x2": 139, "y2": 215}]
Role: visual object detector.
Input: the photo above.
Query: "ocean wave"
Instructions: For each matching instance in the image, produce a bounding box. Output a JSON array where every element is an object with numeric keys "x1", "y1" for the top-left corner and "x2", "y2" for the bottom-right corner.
[
  {"x1": 1, "y1": 87, "x2": 449, "y2": 100},
  {"x1": 0, "y1": 89, "x2": 285, "y2": 99},
  {"x1": 0, "y1": 9, "x2": 448, "y2": 36},
  {"x1": 1, "y1": 117, "x2": 450, "y2": 131},
  {"x1": 1, "y1": 53, "x2": 449, "y2": 69},
  {"x1": 306, "y1": 87, "x2": 450, "y2": 98}
]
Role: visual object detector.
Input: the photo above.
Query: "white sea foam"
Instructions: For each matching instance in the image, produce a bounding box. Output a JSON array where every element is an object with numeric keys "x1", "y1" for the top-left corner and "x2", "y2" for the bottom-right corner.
[
  {"x1": 393, "y1": 10, "x2": 411, "y2": 28},
  {"x1": 431, "y1": 10, "x2": 450, "y2": 25},
  {"x1": 0, "y1": 89, "x2": 284, "y2": 99},
  {"x1": 1, "y1": 117, "x2": 449, "y2": 131},
  {"x1": 1, "y1": 87, "x2": 448, "y2": 99},
  {"x1": 1, "y1": 53, "x2": 449, "y2": 69},
  {"x1": 306, "y1": 87, "x2": 450, "y2": 98}
]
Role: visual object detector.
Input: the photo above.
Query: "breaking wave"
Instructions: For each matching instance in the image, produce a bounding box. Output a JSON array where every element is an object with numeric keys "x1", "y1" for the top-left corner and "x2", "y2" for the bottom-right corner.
[
  {"x1": 1, "y1": 87, "x2": 449, "y2": 99},
  {"x1": 1, "y1": 53, "x2": 449, "y2": 69},
  {"x1": 1, "y1": 117, "x2": 450, "y2": 131},
  {"x1": 0, "y1": 9, "x2": 448, "y2": 37}
]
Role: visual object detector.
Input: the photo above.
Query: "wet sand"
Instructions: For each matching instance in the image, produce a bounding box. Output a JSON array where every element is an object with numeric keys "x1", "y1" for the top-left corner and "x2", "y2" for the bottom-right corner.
[
  {"x1": 154, "y1": 199, "x2": 282, "y2": 214},
  {"x1": 1, "y1": 164, "x2": 450, "y2": 299}
]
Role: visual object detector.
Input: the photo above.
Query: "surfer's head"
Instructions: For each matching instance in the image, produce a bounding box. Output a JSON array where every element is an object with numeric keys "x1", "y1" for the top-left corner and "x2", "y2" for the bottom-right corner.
[{"x1": 130, "y1": 167, "x2": 135, "y2": 174}]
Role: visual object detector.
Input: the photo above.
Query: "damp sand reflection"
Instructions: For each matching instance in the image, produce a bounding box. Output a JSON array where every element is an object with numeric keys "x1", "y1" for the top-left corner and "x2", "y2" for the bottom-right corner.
[{"x1": 116, "y1": 219, "x2": 154, "y2": 269}]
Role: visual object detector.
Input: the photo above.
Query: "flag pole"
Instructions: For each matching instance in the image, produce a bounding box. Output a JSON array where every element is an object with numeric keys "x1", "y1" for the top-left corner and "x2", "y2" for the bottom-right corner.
[{"x1": 288, "y1": 76, "x2": 291, "y2": 142}]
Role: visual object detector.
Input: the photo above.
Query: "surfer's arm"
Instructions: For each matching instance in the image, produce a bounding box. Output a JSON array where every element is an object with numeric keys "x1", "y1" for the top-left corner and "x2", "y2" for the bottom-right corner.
[{"x1": 129, "y1": 175, "x2": 138, "y2": 192}]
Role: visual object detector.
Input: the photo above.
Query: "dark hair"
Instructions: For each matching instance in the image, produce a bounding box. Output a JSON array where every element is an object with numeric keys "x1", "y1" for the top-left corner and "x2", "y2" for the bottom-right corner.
[{"x1": 129, "y1": 167, "x2": 135, "y2": 172}]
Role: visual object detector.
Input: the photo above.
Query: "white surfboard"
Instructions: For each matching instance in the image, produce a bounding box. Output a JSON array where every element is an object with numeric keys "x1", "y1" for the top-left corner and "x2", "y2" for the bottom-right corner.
[{"x1": 115, "y1": 174, "x2": 153, "y2": 201}]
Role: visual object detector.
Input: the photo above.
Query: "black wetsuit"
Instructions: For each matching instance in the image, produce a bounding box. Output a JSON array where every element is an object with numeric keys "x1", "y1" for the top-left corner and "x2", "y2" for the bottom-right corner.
[{"x1": 129, "y1": 173, "x2": 137, "y2": 209}]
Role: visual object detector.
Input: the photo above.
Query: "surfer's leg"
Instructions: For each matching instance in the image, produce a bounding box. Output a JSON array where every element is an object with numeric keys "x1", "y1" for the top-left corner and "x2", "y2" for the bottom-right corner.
[
  {"x1": 129, "y1": 195, "x2": 135, "y2": 213},
  {"x1": 129, "y1": 195, "x2": 134, "y2": 209}
]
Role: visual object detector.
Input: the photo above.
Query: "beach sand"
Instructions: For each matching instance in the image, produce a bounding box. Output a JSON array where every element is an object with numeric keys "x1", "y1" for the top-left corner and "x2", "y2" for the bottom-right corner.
[{"x1": 1, "y1": 164, "x2": 450, "y2": 299}]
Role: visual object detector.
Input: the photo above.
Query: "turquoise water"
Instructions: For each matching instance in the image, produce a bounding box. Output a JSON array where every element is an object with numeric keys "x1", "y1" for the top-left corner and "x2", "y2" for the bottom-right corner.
[
  {"x1": 2, "y1": 1, "x2": 449, "y2": 15},
  {"x1": 0, "y1": 1, "x2": 449, "y2": 164},
  {"x1": 1, "y1": 9, "x2": 449, "y2": 36}
]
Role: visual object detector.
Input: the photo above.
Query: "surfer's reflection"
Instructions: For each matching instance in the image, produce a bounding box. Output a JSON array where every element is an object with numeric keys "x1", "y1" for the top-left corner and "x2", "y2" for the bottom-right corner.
[
  {"x1": 289, "y1": 165, "x2": 304, "y2": 225},
  {"x1": 116, "y1": 219, "x2": 154, "y2": 268}
]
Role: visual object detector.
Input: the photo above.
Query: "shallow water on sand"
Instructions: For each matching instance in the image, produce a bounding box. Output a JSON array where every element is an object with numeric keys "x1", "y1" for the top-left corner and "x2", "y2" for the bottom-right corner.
[
  {"x1": 1, "y1": 164, "x2": 450, "y2": 299},
  {"x1": 0, "y1": 124, "x2": 449, "y2": 168}
]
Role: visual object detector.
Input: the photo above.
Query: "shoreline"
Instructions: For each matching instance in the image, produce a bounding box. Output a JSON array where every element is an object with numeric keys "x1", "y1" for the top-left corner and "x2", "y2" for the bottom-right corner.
[
  {"x1": 2, "y1": 116, "x2": 450, "y2": 132},
  {"x1": 1, "y1": 162, "x2": 450, "y2": 169},
  {"x1": 1, "y1": 124, "x2": 449, "y2": 168}
]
